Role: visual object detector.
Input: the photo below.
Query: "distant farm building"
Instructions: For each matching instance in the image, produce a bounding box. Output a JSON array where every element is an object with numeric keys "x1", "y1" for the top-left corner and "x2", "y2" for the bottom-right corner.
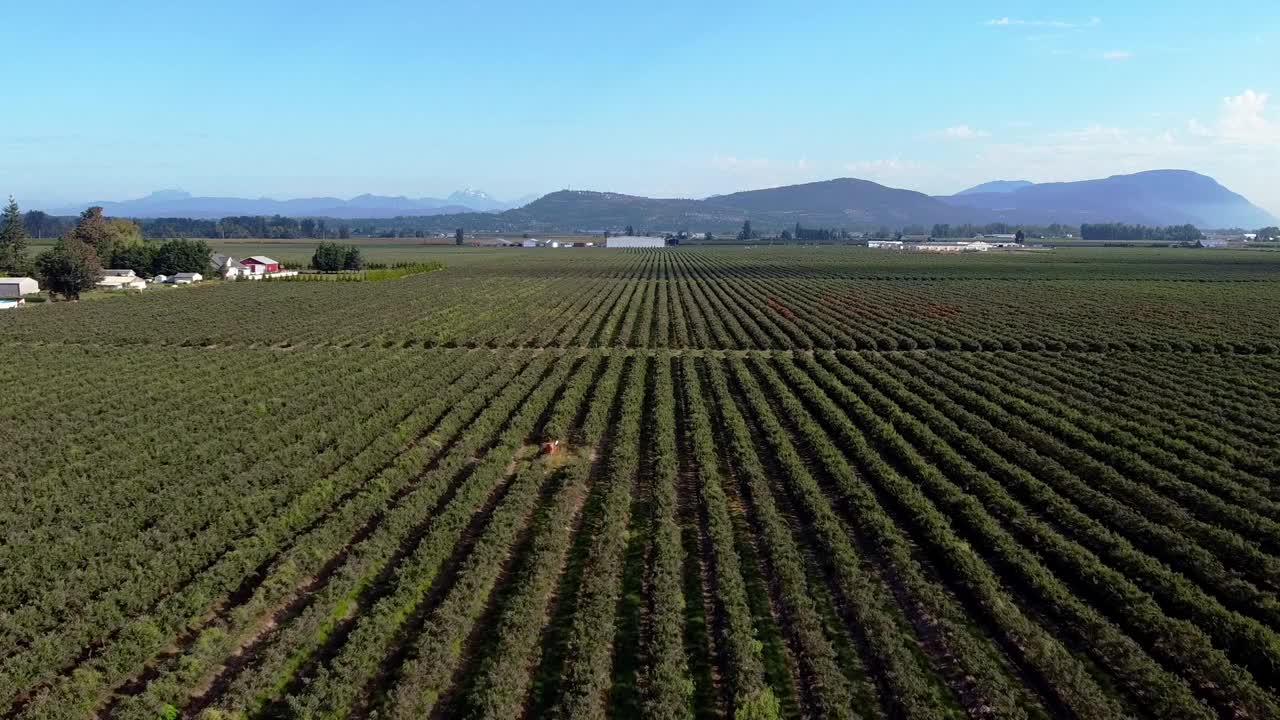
[
  {"x1": 212, "y1": 253, "x2": 295, "y2": 279},
  {"x1": 242, "y1": 256, "x2": 282, "y2": 274},
  {"x1": 521, "y1": 239, "x2": 540, "y2": 248},
  {"x1": 0, "y1": 277, "x2": 41, "y2": 299},
  {"x1": 172, "y1": 272, "x2": 203, "y2": 285},
  {"x1": 211, "y1": 254, "x2": 251, "y2": 279},
  {"x1": 606, "y1": 236, "x2": 667, "y2": 248},
  {"x1": 867, "y1": 239, "x2": 1021, "y2": 253},
  {"x1": 98, "y1": 269, "x2": 147, "y2": 290}
]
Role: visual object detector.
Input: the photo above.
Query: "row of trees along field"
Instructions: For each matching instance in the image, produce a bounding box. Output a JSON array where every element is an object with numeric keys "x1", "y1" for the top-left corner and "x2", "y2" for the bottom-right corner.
[
  {"x1": 930, "y1": 223, "x2": 1076, "y2": 238},
  {"x1": 1080, "y1": 223, "x2": 1205, "y2": 242},
  {"x1": 12, "y1": 212, "x2": 355, "y2": 241},
  {"x1": 0, "y1": 199, "x2": 210, "y2": 300}
]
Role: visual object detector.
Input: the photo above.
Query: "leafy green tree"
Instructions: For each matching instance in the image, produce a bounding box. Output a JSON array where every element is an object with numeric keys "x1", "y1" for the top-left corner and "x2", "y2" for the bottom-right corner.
[
  {"x1": 1255, "y1": 226, "x2": 1279, "y2": 241},
  {"x1": 111, "y1": 244, "x2": 157, "y2": 276},
  {"x1": 70, "y1": 207, "x2": 115, "y2": 265},
  {"x1": 150, "y1": 238, "x2": 212, "y2": 276},
  {"x1": 1015, "y1": 229, "x2": 1026, "y2": 243},
  {"x1": 455, "y1": 228, "x2": 464, "y2": 246},
  {"x1": 105, "y1": 218, "x2": 144, "y2": 256},
  {"x1": 342, "y1": 245, "x2": 363, "y2": 271},
  {"x1": 624, "y1": 224, "x2": 635, "y2": 236},
  {"x1": 22, "y1": 209, "x2": 51, "y2": 239},
  {"x1": 738, "y1": 220, "x2": 753, "y2": 240},
  {"x1": 338, "y1": 225, "x2": 351, "y2": 239},
  {"x1": 311, "y1": 241, "x2": 345, "y2": 271},
  {"x1": 703, "y1": 232, "x2": 713, "y2": 241},
  {"x1": 35, "y1": 236, "x2": 102, "y2": 300},
  {"x1": 0, "y1": 196, "x2": 30, "y2": 272}
]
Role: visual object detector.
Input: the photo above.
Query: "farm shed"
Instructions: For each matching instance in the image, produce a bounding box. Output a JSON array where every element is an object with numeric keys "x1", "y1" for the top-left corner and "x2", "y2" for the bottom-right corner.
[
  {"x1": 521, "y1": 239, "x2": 540, "y2": 247},
  {"x1": 606, "y1": 236, "x2": 666, "y2": 248},
  {"x1": 173, "y1": 272, "x2": 203, "y2": 285},
  {"x1": 241, "y1": 256, "x2": 281, "y2": 274},
  {"x1": 98, "y1": 270, "x2": 147, "y2": 290},
  {"x1": 0, "y1": 277, "x2": 40, "y2": 298}
]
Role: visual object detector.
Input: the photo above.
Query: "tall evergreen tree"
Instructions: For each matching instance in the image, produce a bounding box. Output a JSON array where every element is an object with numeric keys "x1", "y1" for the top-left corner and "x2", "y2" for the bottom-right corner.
[{"x1": 0, "y1": 196, "x2": 30, "y2": 272}]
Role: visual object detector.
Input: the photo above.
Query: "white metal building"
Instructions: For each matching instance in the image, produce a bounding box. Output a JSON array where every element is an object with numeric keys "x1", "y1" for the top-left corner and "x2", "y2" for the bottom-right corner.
[
  {"x1": 98, "y1": 270, "x2": 147, "y2": 290},
  {"x1": 605, "y1": 236, "x2": 666, "y2": 248},
  {"x1": 0, "y1": 277, "x2": 40, "y2": 298}
]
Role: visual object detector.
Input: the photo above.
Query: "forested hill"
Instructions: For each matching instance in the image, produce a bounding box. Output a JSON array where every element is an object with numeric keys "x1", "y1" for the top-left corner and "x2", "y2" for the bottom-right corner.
[{"x1": 938, "y1": 170, "x2": 1276, "y2": 228}]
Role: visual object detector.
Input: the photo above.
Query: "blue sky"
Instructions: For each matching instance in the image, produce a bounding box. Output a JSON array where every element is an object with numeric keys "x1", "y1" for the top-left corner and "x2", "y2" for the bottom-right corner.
[{"x1": 3, "y1": 1, "x2": 1279, "y2": 214}]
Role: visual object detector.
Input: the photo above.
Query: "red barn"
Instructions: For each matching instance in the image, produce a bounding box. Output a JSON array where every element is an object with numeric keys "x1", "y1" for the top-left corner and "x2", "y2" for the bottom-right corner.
[{"x1": 242, "y1": 256, "x2": 282, "y2": 274}]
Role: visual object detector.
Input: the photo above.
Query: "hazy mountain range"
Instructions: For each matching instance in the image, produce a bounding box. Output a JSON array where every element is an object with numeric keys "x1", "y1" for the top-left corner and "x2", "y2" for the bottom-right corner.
[
  {"x1": 935, "y1": 170, "x2": 1275, "y2": 229},
  {"x1": 43, "y1": 170, "x2": 1275, "y2": 231},
  {"x1": 44, "y1": 188, "x2": 535, "y2": 219}
]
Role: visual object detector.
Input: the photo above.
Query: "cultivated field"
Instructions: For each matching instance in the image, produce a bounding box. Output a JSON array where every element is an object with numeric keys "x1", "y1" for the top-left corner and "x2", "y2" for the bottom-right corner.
[{"x1": 1, "y1": 247, "x2": 1279, "y2": 720}]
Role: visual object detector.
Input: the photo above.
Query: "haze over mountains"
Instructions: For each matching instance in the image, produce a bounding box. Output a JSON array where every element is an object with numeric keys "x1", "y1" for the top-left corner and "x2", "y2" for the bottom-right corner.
[
  {"x1": 45, "y1": 189, "x2": 533, "y2": 219},
  {"x1": 43, "y1": 170, "x2": 1275, "y2": 231}
]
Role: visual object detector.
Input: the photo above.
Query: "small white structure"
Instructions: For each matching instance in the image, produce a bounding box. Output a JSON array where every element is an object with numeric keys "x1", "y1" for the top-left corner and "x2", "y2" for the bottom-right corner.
[
  {"x1": 0, "y1": 299, "x2": 21, "y2": 310},
  {"x1": 172, "y1": 272, "x2": 203, "y2": 285},
  {"x1": 521, "y1": 239, "x2": 540, "y2": 248},
  {"x1": 98, "y1": 269, "x2": 147, "y2": 290},
  {"x1": 867, "y1": 240, "x2": 904, "y2": 249},
  {"x1": 605, "y1": 235, "x2": 666, "y2": 248},
  {"x1": 0, "y1": 277, "x2": 40, "y2": 298}
]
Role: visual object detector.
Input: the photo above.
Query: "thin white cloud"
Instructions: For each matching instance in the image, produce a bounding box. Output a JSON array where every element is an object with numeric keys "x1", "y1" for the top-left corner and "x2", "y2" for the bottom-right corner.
[
  {"x1": 1101, "y1": 50, "x2": 1134, "y2": 61},
  {"x1": 930, "y1": 124, "x2": 990, "y2": 140},
  {"x1": 984, "y1": 16, "x2": 1100, "y2": 29},
  {"x1": 843, "y1": 158, "x2": 923, "y2": 174}
]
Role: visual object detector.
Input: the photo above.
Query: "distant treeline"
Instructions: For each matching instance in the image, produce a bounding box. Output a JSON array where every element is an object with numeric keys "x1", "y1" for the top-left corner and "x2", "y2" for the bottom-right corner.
[
  {"x1": 21, "y1": 212, "x2": 356, "y2": 240},
  {"x1": 1079, "y1": 223, "x2": 1204, "y2": 242},
  {"x1": 930, "y1": 223, "x2": 1077, "y2": 238}
]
